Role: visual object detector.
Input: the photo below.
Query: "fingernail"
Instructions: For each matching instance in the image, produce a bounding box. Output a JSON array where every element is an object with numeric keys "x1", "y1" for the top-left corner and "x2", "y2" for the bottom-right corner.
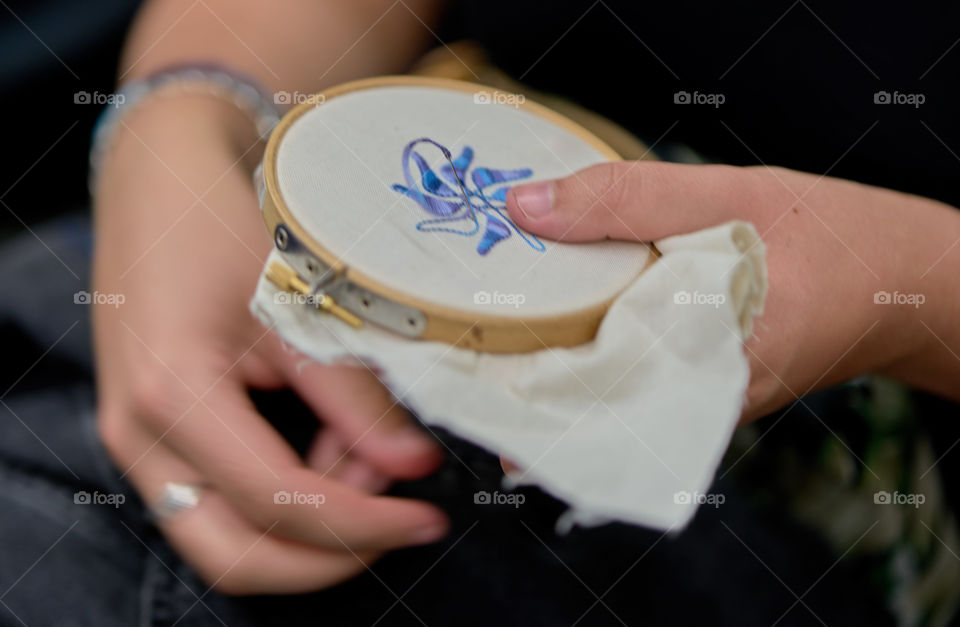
[
  {"x1": 410, "y1": 522, "x2": 448, "y2": 545},
  {"x1": 514, "y1": 181, "x2": 554, "y2": 218}
]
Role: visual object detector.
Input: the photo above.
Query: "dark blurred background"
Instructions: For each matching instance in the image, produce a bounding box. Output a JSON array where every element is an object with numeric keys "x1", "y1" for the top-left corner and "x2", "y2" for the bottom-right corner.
[{"x1": 0, "y1": 0, "x2": 140, "y2": 239}]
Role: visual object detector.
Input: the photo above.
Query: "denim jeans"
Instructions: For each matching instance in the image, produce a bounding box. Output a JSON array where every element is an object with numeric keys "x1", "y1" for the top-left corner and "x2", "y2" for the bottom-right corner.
[{"x1": 0, "y1": 216, "x2": 896, "y2": 626}]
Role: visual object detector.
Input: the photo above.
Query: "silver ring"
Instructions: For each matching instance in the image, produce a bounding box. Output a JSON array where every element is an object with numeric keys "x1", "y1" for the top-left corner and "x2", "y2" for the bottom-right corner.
[{"x1": 150, "y1": 482, "x2": 204, "y2": 521}]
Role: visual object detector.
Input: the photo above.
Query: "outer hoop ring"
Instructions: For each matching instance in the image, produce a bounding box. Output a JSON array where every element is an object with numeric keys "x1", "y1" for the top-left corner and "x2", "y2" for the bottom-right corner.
[{"x1": 261, "y1": 75, "x2": 654, "y2": 352}]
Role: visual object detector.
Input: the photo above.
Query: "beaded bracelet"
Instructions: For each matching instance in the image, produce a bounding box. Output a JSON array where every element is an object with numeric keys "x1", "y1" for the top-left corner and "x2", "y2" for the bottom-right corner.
[{"x1": 88, "y1": 63, "x2": 281, "y2": 193}]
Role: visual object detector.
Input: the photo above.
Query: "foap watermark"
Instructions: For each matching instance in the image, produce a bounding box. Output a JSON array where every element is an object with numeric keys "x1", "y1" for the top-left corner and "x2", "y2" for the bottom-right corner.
[
  {"x1": 74, "y1": 290, "x2": 125, "y2": 308},
  {"x1": 474, "y1": 290, "x2": 525, "y2": 308},
  {"x1": 274, "y1": 490, "x2": 326, "y2": 508},
  {"x1": 274, "y1": 291, "x2": 322, "y2": 307},
  {"x1": 74, "y1": 91, "x2": 125, "y2": 107},
  {"x1": 674, "y1": 91, "x2": 725, "y2": 108},
  {"x1": 874, "y1": 91, "x2": 925, "y2": 108},
  {"x1": 673, "y1": 290, "x2": 725, "y2": 308},
  {"x1": 274, "y1": 91, "x2": 325, "y2": 106},
  {"x1": 74, "y1": 490, "x2": 125, "y2": 508},
  {"x1": 874, "y1": 290, "x2": 924, "y2": 308},
  {"x1": 474, "y1": 490, "x2": 525, "y2": 508},
  {"x1": 473, "y1": 90, "x2": 525, "y2": 108},
  {"x1": 874, "y1": 490, "x2": 925, "y2": 508},
  {"x1": 673, "y1": 490, "x2": 725, "y2": 508}
]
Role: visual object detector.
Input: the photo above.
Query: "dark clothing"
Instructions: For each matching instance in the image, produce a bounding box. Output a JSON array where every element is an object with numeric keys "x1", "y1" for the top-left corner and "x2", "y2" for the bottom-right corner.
[{"x1": 451, "y1": 0, "x2": 960, "y2": 208}]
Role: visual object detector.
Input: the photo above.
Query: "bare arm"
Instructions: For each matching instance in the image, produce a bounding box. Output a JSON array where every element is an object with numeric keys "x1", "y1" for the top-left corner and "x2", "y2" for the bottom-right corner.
[
  {"x1": 93, "y1": 0, "x2": 450, "y2": 595},
  {"x1": 122, "y1": 0, "x2": 443, "y2": 90}
]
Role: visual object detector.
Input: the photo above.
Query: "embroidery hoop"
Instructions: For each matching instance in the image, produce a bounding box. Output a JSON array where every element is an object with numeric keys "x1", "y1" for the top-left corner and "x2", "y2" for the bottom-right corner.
[{"x1": 259, "y1": 76, "x2": 656, "y2": 353}]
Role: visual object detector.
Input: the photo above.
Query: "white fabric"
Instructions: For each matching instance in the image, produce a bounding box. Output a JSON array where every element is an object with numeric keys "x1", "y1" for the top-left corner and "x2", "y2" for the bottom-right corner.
[
  {"x1": 250, "y1": 220, "x2": 767, "y2": 531},
  {"x1": 276, "y1": 85, "x2": 649, "y2": 317}
]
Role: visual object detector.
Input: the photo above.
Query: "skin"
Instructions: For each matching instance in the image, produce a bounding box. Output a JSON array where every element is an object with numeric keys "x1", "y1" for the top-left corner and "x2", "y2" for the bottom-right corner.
[
  {"x1": 94, "y1": 0, "x2": 448, "y2": 594},
  {"x1": 94, "y1": 0, "x2": 959, "y2": 597},
  {"x1": 505, "y1": 162, "x2": 960, "y2": 421}
]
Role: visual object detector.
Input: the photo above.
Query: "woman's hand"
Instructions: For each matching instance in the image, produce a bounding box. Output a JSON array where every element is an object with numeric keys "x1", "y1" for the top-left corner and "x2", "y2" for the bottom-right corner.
[
  {"x1": 506, "y1": 161, "x2": 960, "y2": 420},
  {"x1": 93, "y1": 94, "x2": 448, "y2": 595}
]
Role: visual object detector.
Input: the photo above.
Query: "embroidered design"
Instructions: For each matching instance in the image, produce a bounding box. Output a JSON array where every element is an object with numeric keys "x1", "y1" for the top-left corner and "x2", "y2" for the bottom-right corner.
[{"x1": 391, "y1": 138, "x2": 545, "y2": 256}]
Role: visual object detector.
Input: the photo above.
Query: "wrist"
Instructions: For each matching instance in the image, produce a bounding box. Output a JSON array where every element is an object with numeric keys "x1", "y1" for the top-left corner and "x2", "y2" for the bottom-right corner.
[
  {"x1": 92, "y1": 89, "x2": 271, "y2": 297},
  {"x1": 90, "y1": 63, "x2": 280, "y2": 192},
  {"x1": 879, "y1": 196, "x2": 960, "y2": 397},
  {"x1": 96, "y1": 91, "x2": 264, "y2": 199}
]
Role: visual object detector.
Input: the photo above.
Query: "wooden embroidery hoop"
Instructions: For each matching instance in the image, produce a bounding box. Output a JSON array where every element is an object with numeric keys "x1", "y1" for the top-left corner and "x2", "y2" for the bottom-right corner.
[{"x1": 260, "y1": 75, "x2": 657, "y2": 353}]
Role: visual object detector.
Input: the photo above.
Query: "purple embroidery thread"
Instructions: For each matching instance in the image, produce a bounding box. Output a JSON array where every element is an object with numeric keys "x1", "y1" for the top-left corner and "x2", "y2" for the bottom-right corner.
[{"x1": 390, "y1": 138, "x2": 545, "y2": 256}]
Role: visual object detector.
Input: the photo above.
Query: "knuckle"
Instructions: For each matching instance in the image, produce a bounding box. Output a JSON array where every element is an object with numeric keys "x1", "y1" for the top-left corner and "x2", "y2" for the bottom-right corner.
[
  {"x1": 96, "y1": 406, "x2": 131, "y2": 467},
  {"x1": 554, "y1": 163, "x2": 625, "y2": 228},
  {"x1": 584, "y1": 162, "x2": 651, "y2": 235},
  {"x1": 128, "y1": 364, "x2": 191, "y2": 430},
  {"x1": 598, "y1": 162, "x2": 638, "y2": 218}
]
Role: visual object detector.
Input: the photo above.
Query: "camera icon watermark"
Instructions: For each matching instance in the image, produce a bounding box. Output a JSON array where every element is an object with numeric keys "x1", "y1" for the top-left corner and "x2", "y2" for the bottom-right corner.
[
  {"x1": 474, "y1": 490, "x2": 525, "y2": 508},
  {"x1": 273, "y1": 291, "x2": 322, "y2": 306},
  {"x1": 873, "y1": 91, "x2": 925, "y2": 108},
  {"x1": 473, "y1": 90, "x2": 526, "y2": 108},
  {"x1": 873, "y1": 290, "x2": 924, "y2": 308},
  {"x1": 673, "y1": 490, "x2": 725, "y2": 508},
  {"x1": 273, "y1": 490, "x2": 326, "y2": 508},
  {"x1": 274, "y1": 91, "x2": 326, "y2": 106},
  {"x1": 874, "y1": 490, "x2": 924, "y2": 508},
  {"x1": 473, "y1": 290, "x2": 526, "y2": 308},
  {"x1": 74, "y1": 91, "x2": 125, "y2": 107},
  {"x1": 74, "y1": 490, "x2": 126, "y2": 508},
  {"x1": 673, "y1": 290, "x2": 725, "y2": 308},
  {"x1": 74, "y1": 290, "x2": 126, "y2": 308},
  {"x1": 674, "y1": 91, "x2": 725, "y2": 108}
]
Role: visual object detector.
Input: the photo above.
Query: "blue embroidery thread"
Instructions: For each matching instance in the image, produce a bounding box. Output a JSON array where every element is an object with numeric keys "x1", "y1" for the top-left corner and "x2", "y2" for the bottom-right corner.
[{"x1": 390, "y1": 138, "x2": 545, "y2": 256}]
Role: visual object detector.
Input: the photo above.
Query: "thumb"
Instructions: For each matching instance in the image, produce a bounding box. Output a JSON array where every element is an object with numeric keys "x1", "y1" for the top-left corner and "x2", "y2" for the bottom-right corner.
[{"x1": 505, "y1": 161, "x2": 748, "y2": 242}]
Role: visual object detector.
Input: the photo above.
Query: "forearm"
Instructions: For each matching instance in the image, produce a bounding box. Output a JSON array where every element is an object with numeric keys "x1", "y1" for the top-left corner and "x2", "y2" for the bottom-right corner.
[
  {"x1": 96, "y1": 0, "x2": 446, "y2": 276},
  {"x1": 778, "y1": 173, "x2": 960, "y2": 400},
  {"x1": 727, "y1": 167, "x2": 960, "y2": 414},
  {"x1": 879, "y1": 191, "x2": 960, "y2": 401},
  {"x1": 789, "y1": 172, "x2": 960, "y2": 402},
  {"x1": 110, "y1": 0, "x2": 444, "y2": 170},
  {"x1": 121, "y1": 0, "x2": 444, "y2": 93}
]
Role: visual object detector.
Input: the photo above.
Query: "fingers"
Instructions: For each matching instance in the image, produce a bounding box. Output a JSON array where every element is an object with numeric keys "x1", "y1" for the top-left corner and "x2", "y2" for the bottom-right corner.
[
  {"x1": 142, "y1": 376, "x2": 449, "y2": 552},
  {"x1": 499, "y1": 456, "x2": 521, "y2": 475},
  {"x1": 306, "y1": 428, "x2": 392, "y2": 494},
  {"x1": 506, "y1": 161, "x2": 752, "y2": 242},
  {"x1": 123, "y1": 441, "x2": 377, "y2": 594},
  {"x1": 164, "y1": 491, "x2": 377, "y2": 595},
  {"x1": 282, "y1": 359, "x2": 443, "y2": 480},
  {"x1": 106, "y1": 412, "x2": 377, "y2": 595}
]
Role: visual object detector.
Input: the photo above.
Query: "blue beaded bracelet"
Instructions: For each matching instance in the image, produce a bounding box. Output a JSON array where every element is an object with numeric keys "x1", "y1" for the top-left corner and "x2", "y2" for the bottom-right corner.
[{"x1": 89, "y1": 63, "x2": 281, "y2": 193}]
